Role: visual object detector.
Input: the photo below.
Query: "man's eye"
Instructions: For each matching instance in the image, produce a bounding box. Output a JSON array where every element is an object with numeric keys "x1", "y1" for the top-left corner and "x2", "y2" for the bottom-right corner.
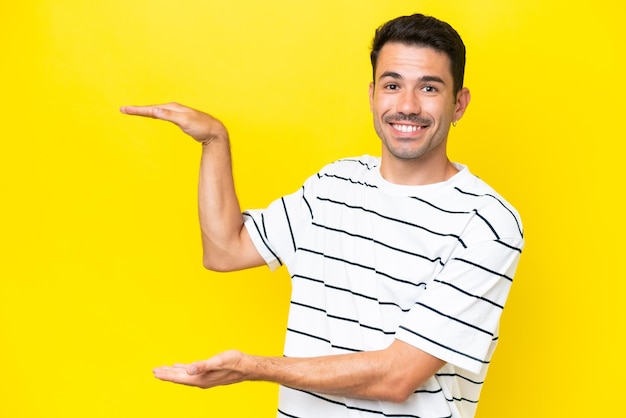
[
  {"x1": 385, "y1": 84, "x2": 399, "y2": 90},
  {"x1": 423, "y1": 85, "x2": 437, "y2": 93}
]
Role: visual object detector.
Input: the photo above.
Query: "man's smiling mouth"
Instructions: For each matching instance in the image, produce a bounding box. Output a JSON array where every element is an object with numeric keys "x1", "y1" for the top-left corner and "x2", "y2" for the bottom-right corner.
[
  {"x1": 390, "y1": 123, "x2": 424, "y2": 133},
  {"x1": 385, "y1": 114, "x2": 432, "y2": 134}
]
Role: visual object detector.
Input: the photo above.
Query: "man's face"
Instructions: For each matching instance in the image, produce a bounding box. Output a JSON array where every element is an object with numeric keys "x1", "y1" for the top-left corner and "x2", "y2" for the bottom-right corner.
[{"x1": 369, "y1": 42, "x2": 469, "y2": 166}]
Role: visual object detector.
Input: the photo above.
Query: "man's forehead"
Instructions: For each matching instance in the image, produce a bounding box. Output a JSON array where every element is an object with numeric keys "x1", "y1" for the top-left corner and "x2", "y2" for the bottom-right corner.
[{"x1": 375, "y1": 42, "x2": 453, "y2": 81}]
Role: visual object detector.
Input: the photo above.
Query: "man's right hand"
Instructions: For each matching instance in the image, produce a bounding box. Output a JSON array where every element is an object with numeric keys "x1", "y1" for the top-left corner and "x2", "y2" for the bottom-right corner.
[{"x1": 120, "y1": 102, "x2": 228, "y2": 145}]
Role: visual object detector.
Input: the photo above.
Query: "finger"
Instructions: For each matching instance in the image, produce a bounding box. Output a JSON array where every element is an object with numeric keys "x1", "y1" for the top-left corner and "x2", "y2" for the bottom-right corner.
[
  {"x1": 120, "y1": 102, "x2": 189, "y2": 116},
  {"x1": 173, "y1": 363, "x2": 190, "y2": 369},
  {"x1": 153, "y1": 362, "x2": 196, "y2": 374},
  {"x1": 120, "y1": 105, "x2": 171, "y2": 120},
  {"x1": 153, "y1": 365, "x2": 191, "y2": 384},
  {"x1": 187, "y1": 352, "x2": 232, "y2": 375},
  {"x1": 153, "y1": 366, "x2": 215, "y2": 388}
]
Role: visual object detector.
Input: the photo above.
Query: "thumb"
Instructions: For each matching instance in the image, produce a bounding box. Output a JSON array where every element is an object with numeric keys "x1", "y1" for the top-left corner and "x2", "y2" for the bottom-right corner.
[
  {"x1": 146, "y1": 106, "x2": 177, "y2": 123},
  {"x1": 187, "y1": 362, "x2": 203, "y2": 375}
]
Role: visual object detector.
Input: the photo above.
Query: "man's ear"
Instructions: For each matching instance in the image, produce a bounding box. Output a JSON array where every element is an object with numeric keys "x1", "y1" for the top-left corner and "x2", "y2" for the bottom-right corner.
[
  {"x1": 368, "y1": 82, "x2": 375, "y2": 113},
  {"x1": 453, "y1": 87, "x2": 471, "y2": 122}
]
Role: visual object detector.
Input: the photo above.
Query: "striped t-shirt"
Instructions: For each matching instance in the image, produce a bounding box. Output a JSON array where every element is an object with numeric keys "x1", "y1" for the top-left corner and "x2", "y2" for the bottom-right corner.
[{"x1": 243, "y1": 155, "x2": 524, "y2": 418}]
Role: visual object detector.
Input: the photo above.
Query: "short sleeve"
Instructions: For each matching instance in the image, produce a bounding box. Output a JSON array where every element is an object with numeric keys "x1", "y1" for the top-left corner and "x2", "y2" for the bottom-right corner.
[
  {"x1": 243, "y1": 174, "x2": 318, "y2": 271},
  {"x1": 395, "y1": 237, "x2": 523, "y2": 374}
]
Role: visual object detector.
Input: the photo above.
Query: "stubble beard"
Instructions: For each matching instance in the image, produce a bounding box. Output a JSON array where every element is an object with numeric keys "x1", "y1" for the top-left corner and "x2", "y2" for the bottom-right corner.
[{"x1": 374, "y1": 113, "x2": 442, "y2": 161}]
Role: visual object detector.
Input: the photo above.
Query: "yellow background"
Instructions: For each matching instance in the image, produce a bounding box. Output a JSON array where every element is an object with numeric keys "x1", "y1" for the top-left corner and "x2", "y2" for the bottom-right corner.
[{"x1": 1, "y1": 1, "x2": 624, "y2": 417}]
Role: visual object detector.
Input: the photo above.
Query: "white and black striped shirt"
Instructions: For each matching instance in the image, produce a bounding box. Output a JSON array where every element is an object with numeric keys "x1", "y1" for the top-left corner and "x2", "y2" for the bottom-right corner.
[{"x1": 244, "y1": 155, "x2": 524, "y2": 418}]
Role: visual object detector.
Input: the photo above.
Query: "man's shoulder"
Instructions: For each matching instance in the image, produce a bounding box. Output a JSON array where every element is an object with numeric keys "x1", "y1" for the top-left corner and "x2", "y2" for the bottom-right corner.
[
  {"x1": 456, "y1": 171, "x2": 524, "y2": 241},
  {"x1": 319, "y1": 155, "x2": 380, "y2": 176}
]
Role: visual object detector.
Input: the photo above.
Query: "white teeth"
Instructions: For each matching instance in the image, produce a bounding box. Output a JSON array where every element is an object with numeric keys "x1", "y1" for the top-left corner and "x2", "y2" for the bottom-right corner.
[{"x1": 392, "y1": 124, "x2": 419, "y2": 133}]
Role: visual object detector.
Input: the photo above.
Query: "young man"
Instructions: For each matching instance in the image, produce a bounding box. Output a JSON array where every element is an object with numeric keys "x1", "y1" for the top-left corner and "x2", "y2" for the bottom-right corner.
[{"x1": 121, "y1": 13, "x2": 524, "y2": 418}]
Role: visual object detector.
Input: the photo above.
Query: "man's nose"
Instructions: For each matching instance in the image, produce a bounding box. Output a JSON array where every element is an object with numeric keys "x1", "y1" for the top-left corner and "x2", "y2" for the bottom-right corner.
[{"x1": 397, "y1": 90, "x2": 421, "y2": 115}]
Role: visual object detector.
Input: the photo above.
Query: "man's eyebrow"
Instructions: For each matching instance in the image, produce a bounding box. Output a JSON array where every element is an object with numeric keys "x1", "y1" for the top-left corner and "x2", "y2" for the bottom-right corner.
[
  {"x1": 420, "y1": 75, "x2": 446, "y2": 84},
  {"x1": 379, "y1": 71, "x2": 402, "y2": 81},
  {"x1": 378, "y1": 72, "x2": 446, "y2": 85}
]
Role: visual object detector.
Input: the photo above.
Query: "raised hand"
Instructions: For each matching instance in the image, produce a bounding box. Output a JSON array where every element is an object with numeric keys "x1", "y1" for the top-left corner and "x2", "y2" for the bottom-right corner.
[{"x1": 120, "y1": 102, "x2": 228, "y2": 145}]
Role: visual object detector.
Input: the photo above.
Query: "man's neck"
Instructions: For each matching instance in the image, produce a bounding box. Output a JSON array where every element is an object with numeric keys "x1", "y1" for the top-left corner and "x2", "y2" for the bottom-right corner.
[{"x1": 379, "y1": 157, "x2": 458, "y2": 186}]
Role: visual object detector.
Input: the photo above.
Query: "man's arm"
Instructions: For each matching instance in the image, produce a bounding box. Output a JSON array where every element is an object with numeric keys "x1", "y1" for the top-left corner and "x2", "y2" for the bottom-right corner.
[
  {"x1": 152, "y1": 339, "x2": 445, "y2": 403},
  {"x1": 120, "y1": 103, "x2": 265, "y2": 271}
]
